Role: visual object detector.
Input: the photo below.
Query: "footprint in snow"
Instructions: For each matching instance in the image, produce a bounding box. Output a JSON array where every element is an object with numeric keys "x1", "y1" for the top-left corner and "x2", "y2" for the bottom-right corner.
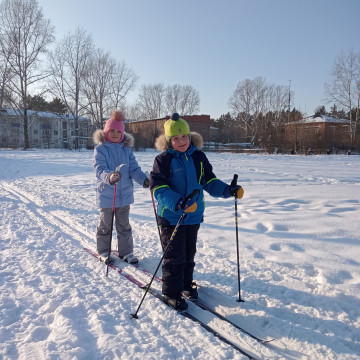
[{"x1": 270, "y1": 243, "x2": 281, "y2": 251}]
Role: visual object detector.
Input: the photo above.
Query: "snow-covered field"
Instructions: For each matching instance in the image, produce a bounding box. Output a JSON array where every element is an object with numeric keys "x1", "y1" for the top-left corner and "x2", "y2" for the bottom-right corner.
[{"x1": 0, "y1": 149, "x2": 359, "y2": 359}]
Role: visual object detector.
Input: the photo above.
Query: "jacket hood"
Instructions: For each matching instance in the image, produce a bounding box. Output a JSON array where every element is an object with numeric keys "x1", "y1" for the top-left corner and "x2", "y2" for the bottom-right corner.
[
  {"x1": 93, "y1": 129, "x2": 134, "y2": 147},
  {"x1": 155, "y1": 131, "x2": 203, "y2": 152}
]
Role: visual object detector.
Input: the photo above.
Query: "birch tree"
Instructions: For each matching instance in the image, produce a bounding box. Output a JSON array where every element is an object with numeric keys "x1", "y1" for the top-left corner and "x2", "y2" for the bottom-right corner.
[
  {"x1": 325, "y1": 49, "x2": 360, "y2": 144},
  {"x1": 0, "y1": 0, "x2": 54, "y2": 148},
  {"x1": 165, "y1": 84, "x2": 200, "y2": 115},
  {"x1": 228, "y1": 77, "x2": 292, "y2": 147},
  {"x1": 137, "y1": 83, "x2": 166, "y2": 119},
  {"x1": 48, "y1": 27, "x2": 94, "y2": 149},
  {"x1": 110, "y1": 60, "x2": 138, "y2": 111}
]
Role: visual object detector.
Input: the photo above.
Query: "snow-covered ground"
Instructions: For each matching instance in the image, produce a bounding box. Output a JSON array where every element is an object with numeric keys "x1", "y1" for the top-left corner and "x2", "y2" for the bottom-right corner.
[{"x1": 0, "y1": 149, "x2": 359, "y2": 359}]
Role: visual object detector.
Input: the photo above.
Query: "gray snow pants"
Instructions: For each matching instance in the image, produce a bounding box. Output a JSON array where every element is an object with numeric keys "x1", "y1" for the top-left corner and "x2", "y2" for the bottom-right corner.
[{"x1": 96, "y1": 205, "x2": 133, "y2": 257}]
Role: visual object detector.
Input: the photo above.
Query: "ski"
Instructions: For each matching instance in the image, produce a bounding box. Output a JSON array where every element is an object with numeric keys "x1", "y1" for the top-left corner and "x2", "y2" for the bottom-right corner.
[
  {"x1": 85, "y1": 247, "x2": 274, "y2": 345},
  {"x1": 187, "y1": 297, "x2": 275, "y2": 345},
  {"x1": 84, "y1": 247, "x2": 162, "y2": 283},
  {"x1": 135, "y1": 285, "x2": 258, "y2": 359},
  {"x1": 110, "y1": 250, "x2": 163, "y2": 283},
  {"x1": 86, "y1": 247, "x2": 274, "y2": 345},
  {"x1": 85, "y1": 247, "x2": 262, "y2": 359}
]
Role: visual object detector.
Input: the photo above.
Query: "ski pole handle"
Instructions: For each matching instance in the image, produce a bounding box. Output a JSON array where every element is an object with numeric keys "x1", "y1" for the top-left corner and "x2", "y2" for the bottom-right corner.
[
  {"x1": 183, "y1": 189, "x2": 200, "y2": 206},
  {"x1": 231, "y1": 174, "x2": 238, "y2": 188},
  {"x1": 179, "y1": 189, "x2": 200, "y2": 211}
]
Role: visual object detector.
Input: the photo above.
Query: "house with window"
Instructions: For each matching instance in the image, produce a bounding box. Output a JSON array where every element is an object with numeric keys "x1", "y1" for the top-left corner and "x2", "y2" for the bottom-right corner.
[
  {"x1": 285, "y1": 114, "x2": 355, "y2": 154},
  {"x1": 0, "y1": 108, "x2": 93, "y2": 149}
]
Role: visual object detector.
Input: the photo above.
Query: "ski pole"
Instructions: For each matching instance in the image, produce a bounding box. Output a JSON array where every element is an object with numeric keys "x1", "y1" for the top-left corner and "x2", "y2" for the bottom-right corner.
[
  {"x1": 105, "y1": 164, "x2": 124, "y2": 278},
  {"x1": 131, "y1": 189, "x2": 200, "y2": 319},
  {"x1": 145, "y1": 171, "x2": 162, "y2": 241},
  {"x1": 151, "y1": 190, "x2": 162, "y2": 241},
  {"x1": 231, "y1": 174, "x2": 244, "y2": 303}
]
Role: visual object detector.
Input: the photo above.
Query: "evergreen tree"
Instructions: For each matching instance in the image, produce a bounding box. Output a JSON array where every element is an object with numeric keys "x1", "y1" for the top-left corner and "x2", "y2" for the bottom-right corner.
[
  {"x1": 314, "y1": 105, "x2": 326, "y2": 117},
  {"x1": 47, "y1": 97, "x2": 67, "y2": 113},
  {"x1": 24, "y1": 94, "x2": 48, "y2": 111}
]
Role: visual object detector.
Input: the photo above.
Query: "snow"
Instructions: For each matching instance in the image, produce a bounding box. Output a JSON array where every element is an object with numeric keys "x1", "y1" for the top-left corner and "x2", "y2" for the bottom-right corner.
[
  {"x1": 289, "y1": 114, "x2": 350, "y2": 125},
  {"x1": 1, "y1": 107, "x2": 88, "y2": 120},
  {"x1": 0, "y1": 149, "x2": 359, "y2": 360}
]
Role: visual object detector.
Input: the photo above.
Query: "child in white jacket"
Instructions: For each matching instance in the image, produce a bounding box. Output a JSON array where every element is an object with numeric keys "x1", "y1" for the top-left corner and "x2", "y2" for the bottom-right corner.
[{"x1": 93, "y1": 110, "x2": 149, "y2": 264}]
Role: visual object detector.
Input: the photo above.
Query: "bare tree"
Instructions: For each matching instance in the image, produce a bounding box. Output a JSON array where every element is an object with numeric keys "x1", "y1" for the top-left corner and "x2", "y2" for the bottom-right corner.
[
  {"x1": 137, "y1": 83, "x2": 166, "y2": 119},
  {"x1": 228, "y1": 77, "x2": 294, "y2": 148},
  {"x1": 266, "y1": 84, "x2": 291, "y2": 124},
  {"x1": 82, "y1": 48, "x2": 116, "y2": 128},
  {"x1": 0, "y1": 0, "x2": 54, "y2": 148},
  {"x1": 228, "y1": 78, "x2": 255, "y2": 116},
  {"x1": 228, "y1": 77, "x2": 263, "y2": 141},
  {"x1": 110, "y1": 60, "x2": 138, "y2": 110},
  {"x1": 48, "y1": 27, "x2": 94, "y2": 149},
  {"x1": 125, "y1": 102, "x2": 142, "y2": 121},
  {"x1": 82, "y1": 50, "x2": 138, "y2": 129},
  {"x1": 0, "y1": 43, "x2": 12, "y2": 108},
  {"x1": 165, "y1": 84, "x2": 200, "y2": 115},
  {"x1": 324, "y1": 49, "x2": 360, "y2": 144}
]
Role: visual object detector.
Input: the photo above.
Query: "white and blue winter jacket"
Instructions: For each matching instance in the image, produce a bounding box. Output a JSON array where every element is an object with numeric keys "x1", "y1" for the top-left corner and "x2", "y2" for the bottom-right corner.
[{"x1": 93, "y1": 130, "x2": 147, "y2": 208}]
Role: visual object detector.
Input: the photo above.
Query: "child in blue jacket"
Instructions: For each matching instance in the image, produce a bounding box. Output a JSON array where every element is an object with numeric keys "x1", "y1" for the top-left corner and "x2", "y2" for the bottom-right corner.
[
  {"x1": 150, "y1": 113, "x2": 243, "y2": 310},
  {"x1": 93, "y1": 110, "x2": 149, "y2": 264}
]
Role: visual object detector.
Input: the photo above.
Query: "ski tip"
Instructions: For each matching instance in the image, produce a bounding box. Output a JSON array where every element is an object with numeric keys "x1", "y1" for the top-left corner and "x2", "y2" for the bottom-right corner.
[{"x1": 262, "y1": 338, "x2": 276, "y2": 344}]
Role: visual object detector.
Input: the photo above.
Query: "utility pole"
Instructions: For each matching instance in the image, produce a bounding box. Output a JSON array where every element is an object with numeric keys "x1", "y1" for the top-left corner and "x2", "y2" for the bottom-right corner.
[{"x1": 288, "y1": 80, "x2": 291, "y2": 123}]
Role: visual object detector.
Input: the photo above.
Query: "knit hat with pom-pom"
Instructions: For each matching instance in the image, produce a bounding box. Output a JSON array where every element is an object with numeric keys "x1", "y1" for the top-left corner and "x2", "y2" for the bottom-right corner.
[
  {"x1": 104, "y1": 110, "x2": 125, "y2": 143},
  {"x1": 164, "y1": 113, "x2": 190, "y2": 144}
]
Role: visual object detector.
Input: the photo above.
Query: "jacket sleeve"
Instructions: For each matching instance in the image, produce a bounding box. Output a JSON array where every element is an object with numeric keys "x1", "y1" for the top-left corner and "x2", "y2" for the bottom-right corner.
[
  {"x1": 127, "y1": 148, "x2": 147, "y2": 186},
  {"x1": 93, "y1": 146, "x2": 111, "y2": 185},
  {"x1": 198, "y1": 151, "x2": 228, "y2": 197},
  {"x1": 150, "y1": 153, "x2": 182, "y2": 212}
]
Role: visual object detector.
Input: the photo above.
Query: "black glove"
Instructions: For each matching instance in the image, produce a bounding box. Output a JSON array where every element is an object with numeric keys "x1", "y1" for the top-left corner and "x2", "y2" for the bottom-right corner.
[
  {"x1": 143, "y1": 178, "x2": 150, "y2": 188},
  {"x1": 223, "y1": 185, "x2": 244, "y2": 199}
]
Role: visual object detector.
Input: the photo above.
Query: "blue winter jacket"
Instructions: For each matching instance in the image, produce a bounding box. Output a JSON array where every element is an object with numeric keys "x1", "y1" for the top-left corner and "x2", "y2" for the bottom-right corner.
[
  {"x1": 93, "y1": 130, "x2": 147, "y2": 208},
  {"x1": 150, "y1": 132, "x2": 228, "y2": 226}
]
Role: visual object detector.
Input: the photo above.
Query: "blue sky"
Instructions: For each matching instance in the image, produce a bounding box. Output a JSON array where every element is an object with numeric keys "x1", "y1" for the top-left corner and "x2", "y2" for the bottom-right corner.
[{"x1": 37, "y1": 0, "x2": 359, "y2": 118}]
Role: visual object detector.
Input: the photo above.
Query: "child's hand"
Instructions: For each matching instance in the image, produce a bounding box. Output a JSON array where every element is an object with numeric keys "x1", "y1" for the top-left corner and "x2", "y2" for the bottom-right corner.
[
  {"x1": 143, "y1": 178, "x2": 150, "y2": 188},
  {"x1": 177, "y1": 197, "x2": 197, "y2": 213},
  {"x1": 109, "y1": 171, "x2": 121, "y2": 185},
  {"x1": 223, "y1": 185, "x2": 244, "y2": 199}
]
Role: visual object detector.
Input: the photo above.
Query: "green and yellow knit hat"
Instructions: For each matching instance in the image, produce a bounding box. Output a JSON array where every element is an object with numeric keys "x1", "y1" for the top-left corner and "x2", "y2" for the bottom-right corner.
[{"x1": 164, "y1": 113, "x2": 190, "y2": 144}]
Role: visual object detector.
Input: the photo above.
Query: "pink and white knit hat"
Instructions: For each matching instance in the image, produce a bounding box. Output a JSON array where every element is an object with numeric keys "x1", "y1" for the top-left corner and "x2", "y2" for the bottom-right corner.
[{"x1": 104, "y1": 110, "x2": 125, "y2": 143}]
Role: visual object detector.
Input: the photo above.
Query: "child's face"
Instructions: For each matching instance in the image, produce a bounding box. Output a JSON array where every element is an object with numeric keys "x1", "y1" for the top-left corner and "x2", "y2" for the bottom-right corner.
[
  {"x1": 108, "y1": 129, "x2": 122, "y2": 143},
  {"x1": 170, "y1": 134, "x2": 190, "y2": 152}
]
